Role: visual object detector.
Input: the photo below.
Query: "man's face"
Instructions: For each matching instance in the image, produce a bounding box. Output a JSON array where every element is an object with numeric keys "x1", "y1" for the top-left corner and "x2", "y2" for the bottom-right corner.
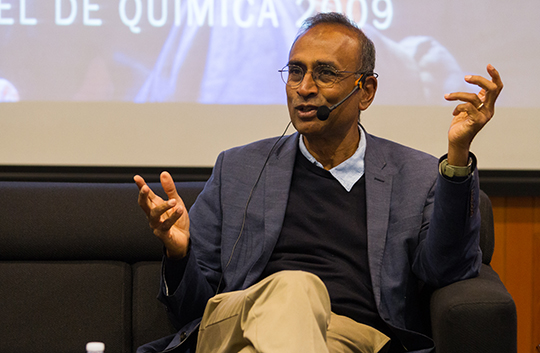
[{"x1": 286, "y1": 23, "x2": 363, "y2": 139}]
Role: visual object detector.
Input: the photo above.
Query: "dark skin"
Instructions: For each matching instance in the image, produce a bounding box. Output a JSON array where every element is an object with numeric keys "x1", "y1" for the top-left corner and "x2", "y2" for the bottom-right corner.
[
  {"x1": 285, "y1": 23, "x2": 377, "y2": 170},
  {"x1": 134, "y1": 23, "x2": 503, "y2": 260}
]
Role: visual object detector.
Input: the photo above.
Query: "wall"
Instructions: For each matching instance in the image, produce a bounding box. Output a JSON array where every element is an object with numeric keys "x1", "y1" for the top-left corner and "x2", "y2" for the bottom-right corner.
[{"x1": 490, "y1": 196, "x2": 540, "y2": 353}]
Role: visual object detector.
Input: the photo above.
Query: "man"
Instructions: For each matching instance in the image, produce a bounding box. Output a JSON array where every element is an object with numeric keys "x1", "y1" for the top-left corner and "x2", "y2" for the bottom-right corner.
[{"x1": 135, "y1": 12, "x2": 503, "y2": 353}]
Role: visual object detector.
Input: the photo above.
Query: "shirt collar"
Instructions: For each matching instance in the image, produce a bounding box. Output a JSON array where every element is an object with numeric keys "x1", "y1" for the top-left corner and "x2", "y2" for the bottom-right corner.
[{"x1": 299, "y1": 126, "x2": 366, "y2": 192}]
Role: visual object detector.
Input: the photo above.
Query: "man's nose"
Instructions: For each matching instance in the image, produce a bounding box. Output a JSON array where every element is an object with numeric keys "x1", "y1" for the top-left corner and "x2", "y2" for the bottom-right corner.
[{"x1": 297, "y1": 71, "x2": 319, "y2": 97}]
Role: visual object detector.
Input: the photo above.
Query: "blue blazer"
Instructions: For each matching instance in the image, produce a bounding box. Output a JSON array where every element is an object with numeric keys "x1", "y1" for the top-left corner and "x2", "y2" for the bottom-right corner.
[{"x1": 139, "y1": 129, "x2": 482, "y2": 353}]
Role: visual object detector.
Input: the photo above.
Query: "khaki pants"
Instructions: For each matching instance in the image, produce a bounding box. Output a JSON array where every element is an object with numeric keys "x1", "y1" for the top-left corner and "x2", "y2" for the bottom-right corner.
[{"x1": 197, "y1": 271, "x2": 390, "y2": 353}]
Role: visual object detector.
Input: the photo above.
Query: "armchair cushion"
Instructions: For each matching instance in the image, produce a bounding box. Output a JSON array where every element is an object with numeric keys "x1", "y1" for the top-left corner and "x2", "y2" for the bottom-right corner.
[
  {"x1": 0, "y1": 261, "x2": 131, "y2": 353},
  {"x1": 430, "y1": 264, "x2": 517, "y2": 353}
]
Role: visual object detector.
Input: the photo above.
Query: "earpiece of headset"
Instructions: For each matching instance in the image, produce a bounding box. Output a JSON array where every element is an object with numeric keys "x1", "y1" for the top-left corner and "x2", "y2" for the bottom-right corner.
[
  {"x1": 355, "y1": 74, "x2": 365, "y2": 90},
  {"x1": 355, "y1": 72, "x2": 377, "y2": 90}
]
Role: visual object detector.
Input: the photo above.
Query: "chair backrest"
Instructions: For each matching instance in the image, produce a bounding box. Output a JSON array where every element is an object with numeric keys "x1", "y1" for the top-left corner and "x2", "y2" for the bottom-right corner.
[{"x1": 0, "y1": 180, "x2": 206, "y2": 353}]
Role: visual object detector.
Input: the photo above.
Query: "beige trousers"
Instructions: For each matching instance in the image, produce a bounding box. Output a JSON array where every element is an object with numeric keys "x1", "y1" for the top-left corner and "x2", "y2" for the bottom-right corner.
[{"x1": 197, "y1": 271, "x2": 390, "y2": 353}]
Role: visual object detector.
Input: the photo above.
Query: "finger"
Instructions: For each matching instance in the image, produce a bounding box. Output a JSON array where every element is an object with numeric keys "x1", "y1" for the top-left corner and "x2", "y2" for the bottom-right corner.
[
  {"x1": 451, "y1": 103, "x2": 483, "y2": 119},
  {"x1": 160, "y1": 171, "x2": 182, "y2": 202},
  {"x1": 136, "y1": 179, "x2": 163, "y2": 216},
  {"x1": 135, "y1": 175, "x2": 162, "y2": 201},
  {"x1": 137, "y1": 185, "x2": 153, "y2": 215},
  {"x1": 133, "y1": 175, "x2": 147, "y2": 190},
  {"x1": 445, "y1": 65, "x2": 503, "y2": 107},
  {"x1": 464, "y1": 65, "x2": 503, "y2": 107},
  {"x1": 157, "y1": 206, "x2": 184, "y2": 232},
  {"x1": 445, "y1": 92, "x2": 483, "y2": 111},
  {"x1": 463, "y1": 74, "x2": 497, "y2": 95},
  {"x1": 486, "y1": 64, "x2": 503, "y2": 89},
  {"x1": 148, "y1": 199, "x2": 178, "y2": 227},
  {"x1": 464, "y1": 64, "x2": 502, "y2": 91}
]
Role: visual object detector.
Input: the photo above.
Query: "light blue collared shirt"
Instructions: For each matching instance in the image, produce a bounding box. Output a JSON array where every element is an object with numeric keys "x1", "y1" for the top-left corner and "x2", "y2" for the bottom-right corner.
[{"x1": 299, "y1": 127, "x2": 366, "y2": 192}]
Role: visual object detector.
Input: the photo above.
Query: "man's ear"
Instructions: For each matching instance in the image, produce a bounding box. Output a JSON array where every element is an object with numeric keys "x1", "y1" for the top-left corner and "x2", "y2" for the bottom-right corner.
[{"x1": 358, "y1": 75, "x2": 377, "y2": 111}]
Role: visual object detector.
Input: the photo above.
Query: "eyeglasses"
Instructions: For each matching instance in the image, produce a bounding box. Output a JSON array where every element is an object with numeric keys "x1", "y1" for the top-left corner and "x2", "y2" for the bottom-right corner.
[{"x1": 279, "y1": 64, "x2": 361, "y2": 88}]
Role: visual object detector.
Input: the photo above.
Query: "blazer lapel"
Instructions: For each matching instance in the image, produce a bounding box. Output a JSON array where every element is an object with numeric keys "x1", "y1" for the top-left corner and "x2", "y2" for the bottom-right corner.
[
  {"x1": 243, "y1": 133, "x2": 298, "y2": 287},
  {"x1": 364, "y1": 132, "x2": 393, "y2": 307}
]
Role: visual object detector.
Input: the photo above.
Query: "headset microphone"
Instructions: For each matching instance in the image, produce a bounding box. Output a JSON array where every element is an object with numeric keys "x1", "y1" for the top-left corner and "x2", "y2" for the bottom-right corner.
[{"x1": 316, "y1": 74, "x2": 366, "y2": 121}]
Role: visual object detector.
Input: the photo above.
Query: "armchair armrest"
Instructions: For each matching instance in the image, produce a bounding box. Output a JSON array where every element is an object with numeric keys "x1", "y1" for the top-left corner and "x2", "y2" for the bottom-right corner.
[{"x1": 430, "y1": 264, "x2": 516, "y2": 353}]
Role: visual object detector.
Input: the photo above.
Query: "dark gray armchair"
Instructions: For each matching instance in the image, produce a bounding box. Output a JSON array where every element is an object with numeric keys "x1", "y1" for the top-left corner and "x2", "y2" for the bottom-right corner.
[
  {"x1": 0, "y1": 181, "x2": 516, "y2": 353},
  {"x1": 430, "y1": 190, "x2": 517, "y2": 353}
]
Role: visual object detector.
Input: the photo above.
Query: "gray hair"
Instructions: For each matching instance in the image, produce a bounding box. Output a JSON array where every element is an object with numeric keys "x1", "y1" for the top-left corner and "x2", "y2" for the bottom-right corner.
[{"x1": 296, "y1": 12, "x2": 376, "y2": 74}]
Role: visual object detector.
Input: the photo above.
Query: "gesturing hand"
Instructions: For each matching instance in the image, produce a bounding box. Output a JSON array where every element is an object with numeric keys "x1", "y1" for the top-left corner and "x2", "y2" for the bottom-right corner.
[
  {"x1": 134, "y1": 171, "x2": 190, "y2": 259},
  {"x1": 444, "y1": 64, "x2": 503, "y2": 166}
]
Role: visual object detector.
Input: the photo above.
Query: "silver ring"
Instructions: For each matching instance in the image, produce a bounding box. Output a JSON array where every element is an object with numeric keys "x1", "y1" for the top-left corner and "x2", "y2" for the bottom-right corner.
[{"x1": 477, "y1": 102, "x2": 484, "y2": 110}]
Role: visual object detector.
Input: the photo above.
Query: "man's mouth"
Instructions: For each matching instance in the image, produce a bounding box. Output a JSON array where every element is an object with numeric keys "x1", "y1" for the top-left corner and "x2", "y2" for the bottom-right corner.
[{"x1": 295, "y1": 104, "x2": 319, "y2": 118}]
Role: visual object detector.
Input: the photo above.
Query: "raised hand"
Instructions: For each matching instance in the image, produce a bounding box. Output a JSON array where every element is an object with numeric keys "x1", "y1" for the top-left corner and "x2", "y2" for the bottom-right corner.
[
  {"x1": 134, "y1": 171, "x2": 190, "y2": 259},
  {"x1": 444, "y1": 64, "x2": 503, "y2": 166}
]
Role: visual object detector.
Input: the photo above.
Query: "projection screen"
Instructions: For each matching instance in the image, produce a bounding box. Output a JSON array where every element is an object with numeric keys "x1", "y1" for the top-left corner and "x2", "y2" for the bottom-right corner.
[{"x1": 0, "y1": 0, "x2": 538, "y2": 170}]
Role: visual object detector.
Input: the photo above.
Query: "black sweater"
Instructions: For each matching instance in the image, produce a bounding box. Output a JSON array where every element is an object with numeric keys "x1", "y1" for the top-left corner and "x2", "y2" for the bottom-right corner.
[{"x1": 262, "y1": 149, "x2": 393, "y2": 339}]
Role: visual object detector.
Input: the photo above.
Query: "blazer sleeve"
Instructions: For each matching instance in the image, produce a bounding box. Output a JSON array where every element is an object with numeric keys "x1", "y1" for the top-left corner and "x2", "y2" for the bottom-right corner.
[
  {"x1": 156, "y1": 151, "x2": 227, "y2": 329},
  {"x1": 412, "y1": 160, "x2": 482, "y2": 288}
]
